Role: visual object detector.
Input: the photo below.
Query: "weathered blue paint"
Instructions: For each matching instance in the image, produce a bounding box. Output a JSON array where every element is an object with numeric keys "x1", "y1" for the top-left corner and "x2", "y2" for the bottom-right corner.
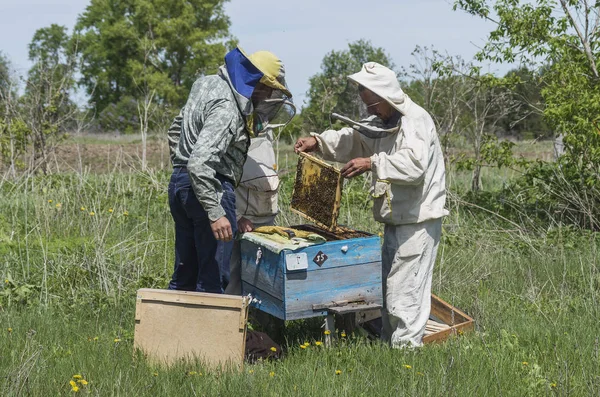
[
  {"x1": 284, "y1": 261, "x2": 382, "y2": 320},
  {"x1": 241, "y1": 281, "x2": 286, "y2": 320},
  {"x1": 240, "y1": 232, "x2": 383, "y2": 321}
]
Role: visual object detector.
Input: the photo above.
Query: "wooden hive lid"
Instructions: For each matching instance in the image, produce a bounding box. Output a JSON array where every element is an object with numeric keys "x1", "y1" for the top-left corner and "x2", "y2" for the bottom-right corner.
[{"x1": 290, "y1": 152, "x2": 343, "y2": 231}]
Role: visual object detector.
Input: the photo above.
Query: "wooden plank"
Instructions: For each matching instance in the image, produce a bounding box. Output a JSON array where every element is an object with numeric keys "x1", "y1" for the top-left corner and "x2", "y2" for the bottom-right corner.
[
  {"x1": 430, "y1": 294, "x2": 473, "y2": 326},
  {"x1": 133, "y1": 289, "x2": 248, "y2": 369},
  {"x1": 284, "y1": 261, "x2": 383, "y2": 320},
  {"x1": 239, "y1": 241, "x2": 284, "y2": 300},
  {"x1": 136, "y1": 288, "x2": 244, "y2": 309},
  {"x1": 422, "y1": 320, "x2": 474, "y2": 344},
  {"x1": 328, "y1": 302, "x2": 382, "y2": 315},
  {"x1": 284, "y1": 237, "x2": 381, "y2": 273}
]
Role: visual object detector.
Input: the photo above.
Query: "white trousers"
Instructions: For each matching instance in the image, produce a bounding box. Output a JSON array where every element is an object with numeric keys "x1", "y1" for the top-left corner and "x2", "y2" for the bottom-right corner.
[{"x1": 381, "y1": 218, "x2": 442, "y2": 348}]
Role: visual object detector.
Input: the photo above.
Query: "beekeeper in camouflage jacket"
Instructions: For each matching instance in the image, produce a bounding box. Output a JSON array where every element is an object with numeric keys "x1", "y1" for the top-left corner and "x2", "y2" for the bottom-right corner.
[{"x1": 167, "y1": 47, "x2": 293, "y2": 293}]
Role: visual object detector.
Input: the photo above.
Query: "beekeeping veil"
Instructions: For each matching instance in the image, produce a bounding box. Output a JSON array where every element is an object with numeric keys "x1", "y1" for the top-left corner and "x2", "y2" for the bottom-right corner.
[
  {"x1": 224, "y1": 47, "x2": 296, "y2": 136},
  {"x1": 332, "y1": 62, "x2": 410, "y2": 139}
]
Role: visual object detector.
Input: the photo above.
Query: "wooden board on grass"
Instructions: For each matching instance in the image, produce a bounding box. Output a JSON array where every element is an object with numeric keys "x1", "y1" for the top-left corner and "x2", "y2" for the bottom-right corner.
[{"x1": 133, "y1": 289, "x2": 249, "y2": 369}]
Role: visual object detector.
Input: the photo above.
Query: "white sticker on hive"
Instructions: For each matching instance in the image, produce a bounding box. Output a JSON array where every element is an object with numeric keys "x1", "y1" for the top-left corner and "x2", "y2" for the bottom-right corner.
[{"x1": 285, "y1": 252, "x2": 308, "y2": 271}]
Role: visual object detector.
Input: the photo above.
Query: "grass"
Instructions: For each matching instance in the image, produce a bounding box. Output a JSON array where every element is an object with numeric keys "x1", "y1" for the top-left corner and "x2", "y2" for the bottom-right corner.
[{"x1": 1, "y1": 138, "x2": 599, "y2": 396}]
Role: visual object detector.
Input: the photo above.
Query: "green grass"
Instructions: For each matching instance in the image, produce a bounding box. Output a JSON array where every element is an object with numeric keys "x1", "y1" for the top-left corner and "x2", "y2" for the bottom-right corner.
[{"x1": 1, "y1": 140, "x2": 599, "y2": 396}]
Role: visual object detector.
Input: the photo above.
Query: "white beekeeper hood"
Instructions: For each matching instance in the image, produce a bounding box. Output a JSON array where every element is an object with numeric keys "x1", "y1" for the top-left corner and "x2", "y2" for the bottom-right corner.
[{"x1": 347, "y1": 62, "x2": 412, "y2": 116}]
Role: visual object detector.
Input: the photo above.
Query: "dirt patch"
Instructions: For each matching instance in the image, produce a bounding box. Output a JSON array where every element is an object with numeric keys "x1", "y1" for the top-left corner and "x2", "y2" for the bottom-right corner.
[{"x1": 0, "y1": 140, "x2": 171, "y2": 174}]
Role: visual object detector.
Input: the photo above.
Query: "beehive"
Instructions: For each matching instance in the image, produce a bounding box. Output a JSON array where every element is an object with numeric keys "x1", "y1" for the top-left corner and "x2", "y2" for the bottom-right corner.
[{"x1": 240, "y1": 153, "x2": 383, "y2": 320}]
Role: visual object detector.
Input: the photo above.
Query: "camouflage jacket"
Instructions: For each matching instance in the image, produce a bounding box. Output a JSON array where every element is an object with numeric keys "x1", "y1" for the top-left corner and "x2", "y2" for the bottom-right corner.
[{"x1": 168, "y1": 68, "x2": 251, "y2": 222}]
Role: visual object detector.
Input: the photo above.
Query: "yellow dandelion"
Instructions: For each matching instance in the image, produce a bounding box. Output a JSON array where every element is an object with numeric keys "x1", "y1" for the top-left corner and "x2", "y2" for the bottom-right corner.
[
  {"x1": 403, "y1": 364, "x2": 412, "y2": 369},
  {"x1": 80, "y1": 206, "x2": 86, "y2": 211},
  {"x1": 304, "y1": 342, "x2": 310, "y2": 346},
  {"x1": 341, "y1": 332, "x2": 346, "y2": 338},
  {"x1": 113, "y1": 338, "x2": 121, "y2": 343},
  {"x1": 108, "y1": 208, "x2": 113, "y2": 213},
  {"x1": 458, "y1": 329, "x2": 464, "y2": 336},
  {"x1": 248, "y1": 369, "x2": 254, "y2": 374},
  {"x1": 69, "y1": 380, "x2": 76, "y2": 387},
  {"x1": 522, "y1": 361, "x2": 528, "y2": 366},
  {"x1": 4, "y1": 279, "x2": 8, "y2": 284},
  {"x1": 55, "y1": 203, "x2": 62, "y2": 208},
  {"x1": 273, "y1": 164, "x2": 278, "y2": 170},
  {"x1": 315, "y1": 341, "x2": 323, "y2": 346},
  {"x1": 300, "y1": 345, "x2": 307, "y2": 349},
  {"x1": 123, "y1": 211, "x2": 129, "y2": 216},
  {"x1": 269, "y1": 371, "x2": 275, "y2": 377},
  {"x1": 48, "y1": 199, "x2": 53, "y2": 203},
  {"x1": 72, "y1": 374, "x2": 82, "y2": 380},
  {"x1": 187, "y1": 371, "x2": 197, "y2": 376},
  {"x1": 335, "y1": 370, "x2": 342, "y2": 375},
  {"x1": 550, "y1": 382, "x2": 557, "y2": 388},
  {"x1": 89, "y1": 212, "x2": 95, "y2": 216},
  {"x1": 72, "y1": 386, "x2": 79, "y2": 392},
  {"x1": 7, "y1": 328, "x2": 12, "y2": 333},
  {"x1": 93, "y1": 336, "x2": 98, "y2": 341},
  {"x1": 77, "y1": 379, "x2": 88, "y2": 385},
  {"x1": 324, "y1": 330, "x2": 331, "y2": 335},
  {"x1": 153, "y1": 372, "x2": 158, "y2": 377},
  {"x1": 270, "y1": 347, "x2": 277, "y2": 352}
]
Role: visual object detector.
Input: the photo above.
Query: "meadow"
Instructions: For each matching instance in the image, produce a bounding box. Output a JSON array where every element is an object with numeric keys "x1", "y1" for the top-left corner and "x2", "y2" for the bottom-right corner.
[{"x1": 1, "y1": 136, "x2": 598, "y2": 396}]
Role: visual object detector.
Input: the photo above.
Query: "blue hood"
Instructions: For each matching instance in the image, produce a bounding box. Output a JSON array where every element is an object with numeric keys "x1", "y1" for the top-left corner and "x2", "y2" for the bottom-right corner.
[{"x1": 224, "y1": 48, "x2": 263, "y2": 99}]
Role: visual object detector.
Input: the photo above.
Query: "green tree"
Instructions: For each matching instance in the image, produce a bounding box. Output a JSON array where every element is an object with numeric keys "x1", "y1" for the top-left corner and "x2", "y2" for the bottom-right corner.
[
  {"x1": 23, "y1": 24, "x2": 78, "y2": 172},
  {"x1": 75, "y1": 0, "x2": 235, "y2": 113},
  {"x1": 0, "y1": 53, "x2": 29, "y2": 174},
  {"x1": 454, "y1": 0, "x2": 600, "y2": 228},
  {"x1": 498, "y1": 67, "x2": 548, "y2": 139},
  {"x1": 303, "y1": 40, "x2": 394, "y2": 131}
]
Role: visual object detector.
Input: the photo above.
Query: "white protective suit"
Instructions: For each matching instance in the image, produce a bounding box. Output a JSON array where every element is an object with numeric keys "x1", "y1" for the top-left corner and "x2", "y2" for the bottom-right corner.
[
  {"x1": 224, "y1": 129, "x2": 279, "y2": 295},
  {"x1": 312, "y1": 62, "x2": 448, "y2": 347}
]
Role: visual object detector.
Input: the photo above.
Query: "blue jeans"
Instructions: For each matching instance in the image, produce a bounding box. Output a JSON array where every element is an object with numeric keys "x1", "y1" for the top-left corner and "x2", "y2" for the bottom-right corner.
[
  {"x1": 167, "y1": 168, "x2": 237, "y2": 293},
  {"x1": 217, "y1": 234, "x2": 235, "y2": 291}
]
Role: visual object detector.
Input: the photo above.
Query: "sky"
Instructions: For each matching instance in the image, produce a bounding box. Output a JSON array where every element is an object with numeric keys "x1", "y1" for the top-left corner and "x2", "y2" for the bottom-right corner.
[{"x1": 0, "y1": 0, "x2": 513, "y2": 107}]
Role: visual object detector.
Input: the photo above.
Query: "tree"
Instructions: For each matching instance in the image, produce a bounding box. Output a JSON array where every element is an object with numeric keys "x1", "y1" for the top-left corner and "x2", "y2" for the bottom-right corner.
[
  {"x1": 22, "y1": 24, "x2": 79, "y2": 173},
  {"x1": 454, "y1": 0, "x2": 600, "y2": 228},
  {"x1": 303, "y1": 40, "x2": 394, "y2": 131},
  {"x1": 0, "y1": 53, "x2": 29, "y2": 175},
  {"x1": 499, "y1": 67, "x2": 548, "y2": 139},
  {"x1": 75, "y1": 0, "x2": 235, "y2": 113},
  {"x1": 403, "y1": 47, "x2": 474, "y2": 156}
]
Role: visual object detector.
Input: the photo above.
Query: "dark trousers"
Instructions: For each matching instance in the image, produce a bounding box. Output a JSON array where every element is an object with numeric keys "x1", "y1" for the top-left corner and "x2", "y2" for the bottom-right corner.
[{"x1": 167, "y1": 168, "x2": 237, "y2": 293}]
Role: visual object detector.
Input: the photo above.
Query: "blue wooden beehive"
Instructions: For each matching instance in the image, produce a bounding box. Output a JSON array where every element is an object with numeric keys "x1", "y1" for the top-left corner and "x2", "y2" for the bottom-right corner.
[{"x1": 240, "y1": 153, "x2": 383, "y2": 320}]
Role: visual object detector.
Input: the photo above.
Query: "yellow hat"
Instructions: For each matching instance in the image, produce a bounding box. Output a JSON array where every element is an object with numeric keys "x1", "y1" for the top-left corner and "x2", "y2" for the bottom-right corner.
[{"x1": 247, "y1": 50, "x2": 292, "y2": 98}]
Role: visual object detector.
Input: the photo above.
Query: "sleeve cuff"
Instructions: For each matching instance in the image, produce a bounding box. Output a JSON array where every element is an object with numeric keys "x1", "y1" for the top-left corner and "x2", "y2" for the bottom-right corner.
[
  {"x1": 207, "y1": 206, "x2": 226, "y2": 223},
  {"x1": 370, "y1": 153, "x2": 379, "y2": 178},
  {"x1": 309, "y1": 132, "x2": 324, "y2": 152}
]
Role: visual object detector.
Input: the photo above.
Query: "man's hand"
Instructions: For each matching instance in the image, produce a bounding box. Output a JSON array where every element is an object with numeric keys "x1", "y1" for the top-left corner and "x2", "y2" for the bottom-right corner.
[
  {"x1": 294, "y1": 136, "x2": 318, "y2": 154},
  {"x1": 237, "y1": 217, "x2": 254, "y2": 233},
  {"x1": 341, "y1": 157, "x2": 372, "y2": 178},
  {"x1": 211, "y1": 216, "x2": 233, "y2": 241}
]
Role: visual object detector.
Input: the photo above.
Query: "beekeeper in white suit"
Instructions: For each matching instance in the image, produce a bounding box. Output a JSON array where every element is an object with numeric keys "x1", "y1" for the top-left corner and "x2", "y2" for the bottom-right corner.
[
  {"x1": 222, "y1": 128, "x2": 280, "y2": 295},
  {"x1": 294, "y1": 62, "x2": 448, "y2": 348}
]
